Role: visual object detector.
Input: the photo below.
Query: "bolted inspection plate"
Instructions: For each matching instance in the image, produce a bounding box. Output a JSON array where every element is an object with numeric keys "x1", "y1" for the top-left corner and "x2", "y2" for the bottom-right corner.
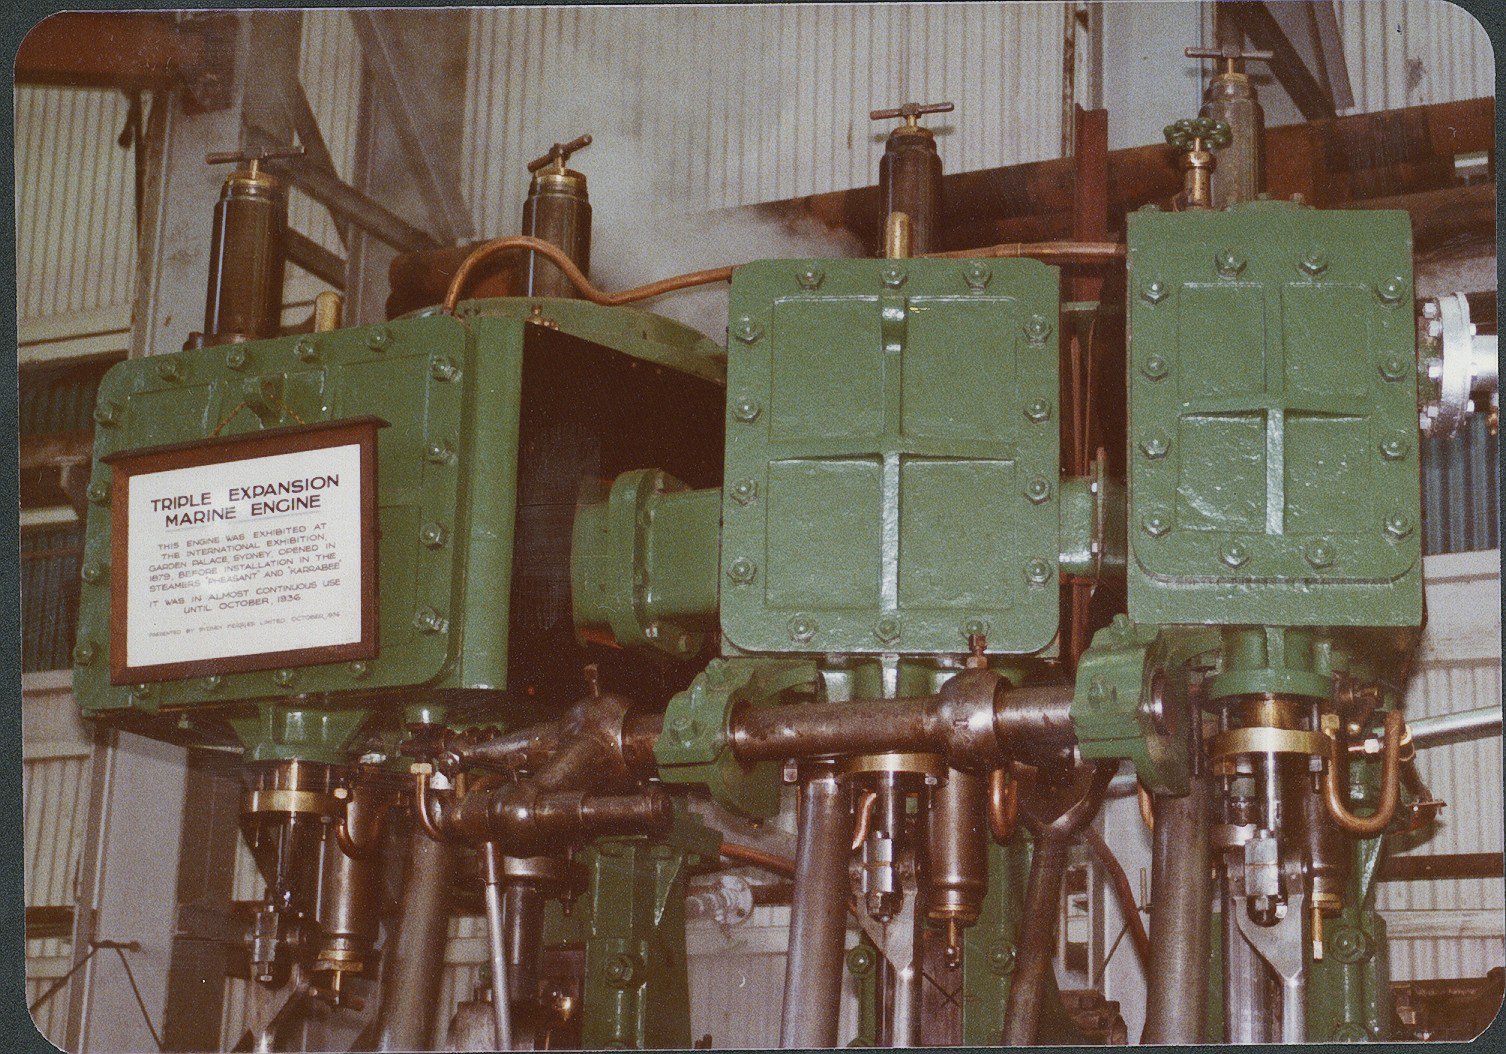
[
  {"x1": 1125, "y1": 204, "x2": 1422, "y2": 627},
  {"x1": 721, "y1": 258, "x2": 1061, "y2": 655}
]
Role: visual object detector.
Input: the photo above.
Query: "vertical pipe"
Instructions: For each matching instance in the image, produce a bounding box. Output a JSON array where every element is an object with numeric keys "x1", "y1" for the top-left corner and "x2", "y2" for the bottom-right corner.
[
  {"x1": 1141, "y1": 774, "x2": 1212, "y2": 1043},
  {"x1": 373, "y1": 829, "x2": 455, "y2": 1051},
  {"x1": 481, "y1": 845, "x2": 514, "y2": 1051},
  {"x1": 1001, "y1": 830, "x2": 1071, "y2": 1045},
  {"x1": 503, "y1": 880, "x2": 545, "y2": 1005},
  {"x1": 779, "y1": 767, "x2": 852, "y2": 1049}
]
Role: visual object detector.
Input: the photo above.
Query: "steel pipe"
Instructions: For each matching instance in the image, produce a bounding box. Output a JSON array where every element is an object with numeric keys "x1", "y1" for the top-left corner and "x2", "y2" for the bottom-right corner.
[
  {"x1": 1410, "y1": 705, "x2": 1502, "y2": 747},
  {"x1": 480, "y1": 845, "x2": 514, "y2": 1051},
  {"x1": 1001, "y1": 829, "x2": 1072, "y2": 1045},
  {"x1": 1141, "y1": 774, "x2": 1212, "y2": 1043},
  {"x1": 779, "y1": 767, "x2": 853, "y2": 1049},
  {"x1": 374, "y1": 828, "x2": 455, "y2": 1051}
]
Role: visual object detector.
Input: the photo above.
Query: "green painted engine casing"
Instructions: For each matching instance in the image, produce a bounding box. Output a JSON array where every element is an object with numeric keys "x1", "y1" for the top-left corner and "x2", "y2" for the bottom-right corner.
[
  {"x1": 1125, "y1": 203, "x2": 1423, "y2": 627},
  {"x1": 720, "y1": 258, "x2": 1061, "y2": 657}
]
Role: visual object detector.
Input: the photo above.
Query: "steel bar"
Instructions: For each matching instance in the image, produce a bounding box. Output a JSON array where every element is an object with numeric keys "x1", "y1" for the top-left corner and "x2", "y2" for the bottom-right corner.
[
  {"x1": 480, "y1": 846, "x2": 514, "y2": 1051},
  {"x1": 1410, "y1": 705, "x2": 1502, "y2": 747},
  {"x1": 1379, "y1": 852, "x2": 1506, "y2": 882},
  {"x1": 1000, "y1": 829, "x2": 1072, "y2": 1044},
  {"x1": 267, "y1": 158, "x2": 439, "y2": 254},
  {"x1": 1141, "y1": 774, "x2": 1212, "y2": 1043},
  {"x1": 1221, "y1": 873, "x2": 1272, "y2": 1043},
  {"x1": 779, "y1": 767, "x2": 852, "y2": 1049},
  {"x1": 374, "y1": 828, "x2": 454, "y2": 1050}
]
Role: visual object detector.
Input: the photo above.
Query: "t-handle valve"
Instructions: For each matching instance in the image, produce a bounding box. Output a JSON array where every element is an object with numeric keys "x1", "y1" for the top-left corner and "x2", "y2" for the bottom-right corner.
[
  {"x1": 869, "y1": 100, "x2": 954, "y2": 129},
  {"x1": 205, "y1": 144, "x2": 305, "y2": 180},
  {"x1": 1185, "y1": 44, "x2": 1274, "y2": 78},
  {"x1": 527, "y1": 133, "x2": 593, "y2": 174}
]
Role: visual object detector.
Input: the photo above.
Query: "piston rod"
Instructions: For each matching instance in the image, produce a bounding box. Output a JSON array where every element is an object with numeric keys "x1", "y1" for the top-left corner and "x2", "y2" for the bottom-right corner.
[{"x1": 779, "y1": 766, "x2": 852, "y2": 1049}]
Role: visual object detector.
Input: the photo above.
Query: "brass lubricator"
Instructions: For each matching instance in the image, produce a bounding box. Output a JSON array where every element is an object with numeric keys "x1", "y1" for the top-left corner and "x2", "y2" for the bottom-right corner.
[
  {"x1": 521, "y1": 133, "x2": 593, "y2": 299},
  {"x1": 870, "y1": 100, "x2": 952, "y2": 256},
  {"x1": 1185, "y1": 44, "x2": 1273, "y2": 207},
  {"x1": 1163, "y1": 117, "x2": 1230, "y2": 211},
  {"x1": 189, "y1": 145, "x2": 304, "y2": 349}
]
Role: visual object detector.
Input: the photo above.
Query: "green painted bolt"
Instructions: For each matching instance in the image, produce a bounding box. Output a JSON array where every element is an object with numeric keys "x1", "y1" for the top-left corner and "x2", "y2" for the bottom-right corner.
[
  {"x1": 1139, "y1": 433, "x2": 1170, "y2": 460},
  {"x1": 987, "y1": 941, "x2": 1017, "y2": 976},
  {"x1": 729, "y1": 479, "x2": 758, "y2": 505},
  {"x1": 201, "y1": 675, "x2": 223, "y2": 692},
  {"x1": 273, "y1": 668, "x2": 298, "y2": 688},
  {"x1": 603, "y1": 953, "x2": 640, "y2": 988},
  {"x1": 86, "y1": 481, "x2": 110, "y2": 505},
  {"x1": 962, "y1": 618, "x2": 989, "y2": 638},
  {"x1": 413, "y1": 607, "x2": 446, "y2": 633},
  {"x1": 1378, "y1": 354, "x2": 1410, "y2": 381},
  {"x1": 430, "y1": 355, "x2": 458, "y2": 382},
  {"x1": 294, "y1": 338, "x2": 318, "y2": 362},
  {"x1": 846, "y1": 945, "x2": 876, "y2": 976},
  {"x1": 788, "y1": 615, "x2": 817, "y2": 642},
  {"x1": 727, "y1": 557, "x2": 757, "y2": 585},
  {"x1": 963, "y1": 262, "x2": 992, "y2": 290},
  {"x1": 668, "y1": 714, "x2": 693, "y2": 740},
  {"x1": 1140, "y1": 278, "x2": 1168, "y2": 304},
  {"x1": 1023, "y1": 314, "x2": 1052, "y2": 344},
  {"x1": 1331, "y1": 1022, "x2": 1370, "y2": 1042},
  {"x1": 1305, "y1": 541, "x2": 1335, "y2": 569},
  {"x1": 1025, "y1": 477, "x2": 1052, "y2": 504},
  {"x1": 732, "y1": 315, "x2": 763, "y2": 344},
  {"x1": 732, "y1": 398, "x2": 762, "y2": 423},
  {"x1": 1141, "y1": 354, "x2": 1169, "y2": 381},
  {"x1": 881, "y1": 265, "x2": 906, "y2": 288},
  {"x1": 874, "y1": 617, "x2": 901, "y2": 643},
  {"x1": 425, "y1": 439, "x2": 454, "y2": 463},
  {"x1": 367, "y1": 326, "x2": 392, "y2": 350},
  {"x1": 155, "y1": 357, "x2": 184, "y2": 382},
  {"x1": 1220, "y1": 542, "x2": 1250, "y2": 568},
  {"x1": 420, "y1": 522, "x2": 449, "y2": 549},
  {"x1": 1384, "y1": 513, "x2": 1413, "y2": 539},
  {"x1": 1214, "y1": 248, "x2": 1246, "y2": 278},
  {"x1": 72, "y1": 641, "x2": 97, "y2": 666},
  {"x1": 1024, "y1": 398, "x2": 1052, "y2": 423},
  {"x1": 1376, "y1": 276, "x2": 1407, "y2": 304},
  {"x1": 80, "y1": 561, "x2": 106, "y2": 584},
  {"x1": 1025, "y1": 559, "x2": 1053, "y2": 584},
  {"x1": 1299, "y1": 250, "x2": 1329, "y2": 276},
  {"x1": 1328, "y1": 925, "x2": 1371, "y2": 964},
  {"x1": 130, "y1": 683, "x2": 153, "y2": 700},
  {"x1": 797, "y1": 267, "x2": 825, "y2": 290},
  {"x1": 92, "y1": 401, "x2": 120, "y2": 427},
  {"x1": 1379, "y1": 435, "x2": 1409, "y2": 461},
  {"x1": 1141, "y1": 512, "x2": 1170, "y2": 538},
  {"x1": 225, "y1": 347, "x2": 249, "y2": 370}
]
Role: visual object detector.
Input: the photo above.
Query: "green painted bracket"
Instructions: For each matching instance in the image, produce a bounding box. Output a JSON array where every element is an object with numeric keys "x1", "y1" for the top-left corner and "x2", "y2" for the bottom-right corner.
[
  {"x1": 226, "y1": 702, "x2": 369, "y2": 765},
  {"x1": 1059, "y1": 453, "x2": 1126, "y2": 579},
  {"x1": 653, "y1": 658, "x2": 821, "y2": 818}
]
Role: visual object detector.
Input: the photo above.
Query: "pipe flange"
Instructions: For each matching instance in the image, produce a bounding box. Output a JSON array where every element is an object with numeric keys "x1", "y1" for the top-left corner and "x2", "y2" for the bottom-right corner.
[
  {"x1": 242, "y1": 787, "x2": 344, "y2": 820},
  {"x1": 839, "y1": 751, "x2": 947, "y2": 780},
  {"x1": 1208, "y1": 727, "x2": 1328, "y2": 759}
]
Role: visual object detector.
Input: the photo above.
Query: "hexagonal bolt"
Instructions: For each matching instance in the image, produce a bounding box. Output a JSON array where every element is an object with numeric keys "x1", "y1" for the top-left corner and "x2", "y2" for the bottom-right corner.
[
  {"x1": 294, "y1": 338, "x2": 318, "y2": 363},
  {"x1": 1378, "y1": 355, "x2": 1410, "y2": 381},
  {"x1": 200, "y1": 675, "x2": 224, "y2": 693},
  {"x1": 72, "y1": 641, "x2": 97, "y2": 666},
  {"x1": 731, "y1": 316, "x2": 764, "y2": 344},
  {"x1": 1214, "y1": 249, "x2": 1246, "y2": 278},
  {"x1": 1304, "y1": 541, "x2": 1335, "y2": 569},
  {"x1": 348, "y1": 661, "x2": 371, "y2": 680},
  {"x1": 1379, "y1": 435, "x2": 1410, "y2": 461},
  {"x1": 93, "y1": 401, "x2": 121, "y2": 427},
  {"x1": 729, "y1": 479, "x2": 759, "y2": 505},
  {"x1": 225, "y1": 347, "x2": 249, "y2": 370},
  {"x1": 1024, "y1": 398, "x2": 1052, "y2": 423},
  {"x1": 80, "y1": 561, "x2": 106, "y2": 584},
  {"x1": 425, "y1": 439, "x2": 455, "y2": 464},
  {"x1": 86, "y1": 481, "x2": 110, "y2": 505},
  {"x1": 881, "y1": 265, "x2": 907, "y2": 288},
  {"x1": 420, "y1": 522, "x2": 449, "y2": 549},
  {"x1": 796, "y1": 268, "x2": 825, "y2": 290},
  {"x1": 1025, "y1": 559, "x2": 1053, "y2": 584},
  {"x1": 1422, "y1": 300, "x2": 1441, "y2": 320},
  {"x1": 1375, "y1": 276, "x2": 1407, "y2": 304},
  {"x1": 847, "y1": 944, "x2": 877, "y2": 976},
  {"x1": 273, "y1": 668, "x2": 299, "y2": 688},
  {"x1": 1138, "y1": 433, "x2": 1170, "y2": 460},
  {"x1": 1140, "y1": 278, "x2": 1169, "y2": 305},
  {"x1": 727, "y1": 557, "x2": 758, "y2": 585},
  {"x1": 1140, "y1": 512, "x2": 1171, "y2": 538},
  {"x1": 155, "y1": 357, "x2": 184, "y2": 382},
  {"x1": 1141, "y1": 354, "x2": 1170, "y2": 381},
  {"x1": 874, "y1": 616, "x2": 902, "y2": 643},
  {"x1": 787, "y1": 615, "x2": 817, "y2": 642},
  {"x1": 988, "y1": 941, "x2": 1017, "y2": 976},
  {"x1": 1383, "y1": 513, "x2": 1413, "y2": 540},
  {"x1": 963, "y1": 262, "x2": 992, "y2": 290},
  {"x1": 366, "y1": 326, "x2": 393, "y2": 351},
  {"x1": 1220, "y1": 542, "x2": 1250, "y2": 568},
  {"x1": 1299, "y1": 250, "x2": 1329, "y2": 277},
  {"x1": 430, "y1": 355, "x2": 459, "y2": 382},
  {"x1": 1023, "y1": 315, "x2": 1052, "y2": 345},
  {"x1": 732, "y1": 398, "x2": 762, "y2": 423},
  {"x1": 413, "y1": 607, "x2": 448, "y2": 633},
  {"x1": 603, "y1": 953, "x2": 641, "y2": 988},
  {"x1": 962, "y1": 618, "x2": 990, "y2": 639},
  {"x1": 1025, "y1": 477, "x2": 1052, "y2": 504}
]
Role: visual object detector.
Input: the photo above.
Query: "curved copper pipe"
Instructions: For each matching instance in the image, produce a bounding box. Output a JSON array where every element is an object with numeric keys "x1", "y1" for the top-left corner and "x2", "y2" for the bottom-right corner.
[
  {"x1": 850, "y1": 790, "x2": 878, "y2": 851},
  {"x1": 442, "y1": 235, "x2": 734, "y2": 313},
  {"x1": 1323, "y1": 710, "x2": 1405, "y2": 836},
  {"x1": 987, "y1": 767, "x2": 1020, "y2": 843},
  {"x1": 334, "y1": 792, "x2": 401, "y2": 859},
  {"x1": 1080, "y1": 825, "x2": 1150, "y2": 969},
  {"x1": 720, "y1": 841, "x2": 797, "y2": 879},
  {"x1": 413, "y1": 772, "x2": 450, "y2": 843},
  {"x1": 1137, "y1": 783, "x2": 1155, "y2": 832},
  {"x1": 922, "y1": 239, "x2": 1125, "y2": 263}
]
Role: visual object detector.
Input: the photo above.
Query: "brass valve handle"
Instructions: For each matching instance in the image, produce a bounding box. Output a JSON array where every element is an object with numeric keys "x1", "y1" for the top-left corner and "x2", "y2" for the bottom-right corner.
[
  {"x1": 1164, "y1": 116, "x2": 1231, "y2": 151},
  {"x1": 870, "y1": 100, "x2": 954, "y2": 128},
  {"x1": 527, "y1": 133, "x2": 593, "y2": 173},
  {"x1": 1185, "y1": 44, "x2": 1275, "y2": 76}
]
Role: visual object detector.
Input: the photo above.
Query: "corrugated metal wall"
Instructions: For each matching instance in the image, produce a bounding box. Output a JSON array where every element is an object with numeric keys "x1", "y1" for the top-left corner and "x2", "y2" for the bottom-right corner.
[
  {"x1": 1336, "y1": 0, "x2": 1496, "y2": 114},
  {"x1": 1422, "y1": 414, "x2": 1500, "y2": 555}
]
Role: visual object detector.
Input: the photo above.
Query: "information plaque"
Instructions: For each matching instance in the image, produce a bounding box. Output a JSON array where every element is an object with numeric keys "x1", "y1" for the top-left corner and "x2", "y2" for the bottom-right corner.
[{"x1": 106, "y1": 418, "x2": 383, "y2": 684}]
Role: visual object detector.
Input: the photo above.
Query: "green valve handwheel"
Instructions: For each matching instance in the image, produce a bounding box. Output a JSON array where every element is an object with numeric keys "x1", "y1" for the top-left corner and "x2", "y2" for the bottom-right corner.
[{"x1": 1163, "y1": 116, "x2": 1232, "y2": 150}]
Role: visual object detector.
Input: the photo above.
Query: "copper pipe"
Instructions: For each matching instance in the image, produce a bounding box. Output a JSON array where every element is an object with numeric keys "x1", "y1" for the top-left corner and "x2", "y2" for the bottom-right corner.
[
  {"x1": 1323, "y1": 710, "x2": 1405, "y2": 836},
  {"x1": 987, "y1": 767, "x2": 1019, "y2": 843},
  {"x1": 443, "y1": 235, "x2": 733, "y2": 313},
  {"x1": 851, "y1": 789, "x2": 879, "y2": 851},
  {"x1": 922, "y1": 239, "x2": 1125, "y2": 262},
  {"x1": 413, "y1": 773, "x2": 449, "y2": 843},
  {"x1": 335, "y1": 793, "x2": 400, "y2": 859},
  {"x1": 720, "y1": 841, "x2": 798, "y2": 879},
  {"x1": 1137, "y1": 783, "x2": 1155, "y2": 831},
  {"x1": 1080, "y1": 825, "x2": 1150, "y2": 969}
]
